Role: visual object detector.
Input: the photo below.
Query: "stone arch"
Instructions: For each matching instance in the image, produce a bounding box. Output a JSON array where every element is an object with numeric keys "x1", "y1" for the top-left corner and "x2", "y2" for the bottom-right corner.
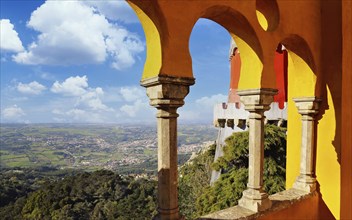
[
  {"x1": 255, "y1": 0, "x2": 280, "y2": 31},
  {"x1": 194, "y1": 5, "x2": 264, "y2": 89},
  {"x1": 281, "y1": 35, "x2": 317, "y2": 97},
  {"x1": 281, "y1": 35, "x2": 316, "y2": 75},
  {"x1": 279, "y1": 35, "x2": 318, "y2": 189},
  {"x1": 129, "y1": 1, "x2": 264, "y2": 87},
  {"x1": 127, "y1": 1, "x2": 163, "y2": 80}
]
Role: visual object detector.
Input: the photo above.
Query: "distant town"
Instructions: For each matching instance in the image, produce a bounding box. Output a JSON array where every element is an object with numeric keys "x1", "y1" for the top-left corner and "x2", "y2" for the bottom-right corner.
[{"x1": 0, "y1": 123, "x2": 217, "y2": 174}]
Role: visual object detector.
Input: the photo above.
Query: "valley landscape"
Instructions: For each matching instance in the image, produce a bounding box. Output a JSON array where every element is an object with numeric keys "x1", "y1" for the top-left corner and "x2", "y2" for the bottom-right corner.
[
  {"x1": 0, "y1": 123, "x2": 220, "y2": 219},
  {"x1": 0, "y1": 123, "x2": 217, "y2": 174},
  {"x1": 0, "y1": 123, "x2": 287, "y2": 219}
]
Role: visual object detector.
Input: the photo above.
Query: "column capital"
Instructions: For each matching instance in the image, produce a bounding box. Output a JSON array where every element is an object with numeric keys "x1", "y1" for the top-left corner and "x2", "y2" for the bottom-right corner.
[
  {"x1": 293, "y1": 97, "x2": 321, "y2": 116},
  {"x1": 141, "y1": 76, "x2": 195, "y2": 109},
  {"x1": 237, "y1": 88, "x2": 278, "y2": 112}
]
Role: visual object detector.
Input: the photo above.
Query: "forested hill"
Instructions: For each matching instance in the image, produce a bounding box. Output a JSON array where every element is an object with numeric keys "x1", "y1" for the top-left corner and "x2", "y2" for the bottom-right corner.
[
  {"x1": 0, "y1": 170, "x2": 157, "y2": 219},
  {"x1": 178, "y1": 124, "x2": 287, "y2": 219},
  {"x1": 0, "y1": 124, "x2": 286, "y2": 219}
]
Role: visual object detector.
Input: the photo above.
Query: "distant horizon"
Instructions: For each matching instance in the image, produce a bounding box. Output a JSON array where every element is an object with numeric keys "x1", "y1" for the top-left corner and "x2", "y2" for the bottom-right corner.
[
  {"x1": 1, "y1": 1, "x2": 231, "y2": 124},
  {"x1": 0, "y1": 121, "x2": 216, "y2": 126}
]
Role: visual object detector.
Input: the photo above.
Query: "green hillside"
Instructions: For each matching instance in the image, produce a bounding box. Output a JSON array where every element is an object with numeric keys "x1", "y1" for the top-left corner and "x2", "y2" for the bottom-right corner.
[
  {"x1": 0, "y1": 124, "x2": 286, "y2": 219},
  {"x1": 179, "y1": 124, "x2": 287, "y2": 219}
]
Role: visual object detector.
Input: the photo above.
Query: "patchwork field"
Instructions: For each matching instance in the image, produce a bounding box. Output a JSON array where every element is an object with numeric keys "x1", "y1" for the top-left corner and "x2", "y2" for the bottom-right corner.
[{"x1": 0, "y1": 123, "x2": 217, "y2": 173}]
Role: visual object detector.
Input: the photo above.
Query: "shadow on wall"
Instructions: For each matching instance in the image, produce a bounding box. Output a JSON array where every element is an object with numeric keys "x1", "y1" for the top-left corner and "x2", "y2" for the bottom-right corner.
[
  {"x1": 256, "y1": 185, "x2": 335, "y2": 220},
  {"x1": 319, "y1": 0, "x2": 342, "y2": 164}
]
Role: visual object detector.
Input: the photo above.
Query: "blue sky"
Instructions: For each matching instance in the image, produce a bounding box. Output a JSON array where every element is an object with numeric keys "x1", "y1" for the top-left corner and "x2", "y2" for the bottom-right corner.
[{"x1": 1, "y1": 0, "x2": 231, "y2": 124}]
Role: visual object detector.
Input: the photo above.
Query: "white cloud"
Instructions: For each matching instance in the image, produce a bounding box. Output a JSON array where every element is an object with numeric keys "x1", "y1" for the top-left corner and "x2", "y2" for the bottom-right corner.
[
  {"x1": 102, "y1": 87, "x2": 123, "y2": 103},
  {"x1": 13, "y1": 1, "x2": 144, "y2": 69},
  {"x1": 179, "y1": 94, "x2": 227, "y2": 123},
  {"x1": 195, "y1": 94, "x2": 228, "y2": 108},
  {"x1": 79, "y1": 88, "x2": 111, "y2": 111},
  {"x1": 52, "y1": 108, "x2": 105, "y2": 123},
  {"x1": 83, "y1": 1, "x2": 139, "y2": 24},
  {"x1": 51, "y1": 75, "x2": 111, "y2": 111},
  {"x1": 120, "y1": 99, "x2": 147, "y2": 117},
  {"x1": 17, "y1": 81, "x2": 46, "y2": 95},
  {"x1": 119, "y1": 86, "x2": 145, "y2": 102},
  {"x1": 112, "y1": 86, "x2": 154, "y2": 120},
  {"x1": 1, "y1": 105, "x2": 26, "y2": 119},
  {"x1": 66, "y1": 109, "x2": 88, "y2": 121},
  {"x1": 0, "y1": 19, "x2": 24, "y2": 53},
  {"x1": 51, "y1": 75, "x2": 88, "y2": 96}
]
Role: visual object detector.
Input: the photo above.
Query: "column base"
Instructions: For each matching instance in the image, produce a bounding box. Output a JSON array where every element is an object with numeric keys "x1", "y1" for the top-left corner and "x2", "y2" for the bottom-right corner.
[
  {"x1": 154, "y1": 207, "x2": 180, "y2": 220},
  {"x1": 238, "y1": 189, "x2": 272, "y2": 212},
  {"x1": 293, "y1": 175, "x2": 316, "y2": 192}
]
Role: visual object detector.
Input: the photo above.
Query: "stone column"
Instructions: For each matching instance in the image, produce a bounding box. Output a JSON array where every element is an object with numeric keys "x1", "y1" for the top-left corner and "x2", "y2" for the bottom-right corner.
[
  {"x1": 141, "y1": 76, "x2": 194, "y2": 220},
  {"x1": 293, "y1": 97, "x2": 321, "y2": 192},
  {"x1": 237, "y1": 88, "x2": 277, "y2": 212}
]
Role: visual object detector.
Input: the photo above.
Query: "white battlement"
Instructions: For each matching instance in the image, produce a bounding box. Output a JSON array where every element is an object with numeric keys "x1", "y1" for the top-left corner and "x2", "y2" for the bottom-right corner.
[{"x1": 213, "y1": 102, "x2": 287, "y2": 129}]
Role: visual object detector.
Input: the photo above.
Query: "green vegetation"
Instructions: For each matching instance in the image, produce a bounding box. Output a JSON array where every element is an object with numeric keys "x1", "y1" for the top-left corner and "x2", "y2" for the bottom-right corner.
[
  {"x1": 0, "y1": 170, "x2": 157, "y2": 220},
  {"x1": 178, "y1": 144, "x2": 216, "y2": 219},
  {"x1": 179, "y1": 124, "x2": 287, "y2": 218},
  {"x1": 0, "y1": 124, "x2": 286, "y2": 219}
]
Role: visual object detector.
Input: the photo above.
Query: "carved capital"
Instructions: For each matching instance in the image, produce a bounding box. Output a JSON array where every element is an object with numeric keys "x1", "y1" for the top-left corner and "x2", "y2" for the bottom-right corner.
[
  {"x1": 237, "y1": 88, "x2": 278, "y2": 112},
  {"x1": 293, "y1": 97, "x2": 321, "y2": 118},
  {"x1": 141, "y1": 76, "x2": 195, "y2": 109}
]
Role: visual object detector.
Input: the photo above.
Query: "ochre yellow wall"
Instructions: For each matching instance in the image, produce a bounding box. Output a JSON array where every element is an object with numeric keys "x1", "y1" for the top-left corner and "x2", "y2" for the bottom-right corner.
[
  {"x1": 233, "y1": 34, "x2": 263, "y2": 90},
  {"x1": 286, "y1": 53, "x2": 341, "y2": 219},
  {"x1": 316, "y1": 86, "x2": 340, "y2": 219},
  {"x1": 255, "y1": 10, "x2": 268, "y2": 31},
  {"x1": 286, "y1": 51, "x2": 316, "y2": 188},
  {"x1": 258, "y1": 194, "x2": 319, "y2": 220},
  {"x1": 127, "y1": 2, "x2": 162, "y2": 79},
  {"x1": 128, "y1": 1, "x2": 349, "y2": 218}
]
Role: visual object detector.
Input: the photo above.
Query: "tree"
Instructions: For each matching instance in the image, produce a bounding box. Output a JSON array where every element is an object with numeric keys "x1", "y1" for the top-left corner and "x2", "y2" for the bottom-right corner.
[
  {"x1": 196, "y1": 124, "x2": 287, "y2": 216},
  {"x1": 178, "y1": 144, "x2": 216, "y2": 219},
  {"x1": 0, "y1": 170, "x2": 158, "y2": 220}
]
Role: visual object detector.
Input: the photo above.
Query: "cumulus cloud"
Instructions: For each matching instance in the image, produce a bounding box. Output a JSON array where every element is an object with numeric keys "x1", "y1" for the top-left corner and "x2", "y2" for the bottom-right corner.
[
  {"x1": 52, "y1": 108, "x2": 105, "y2": 123},
  {"x1": 119, "y1": 86, "x2": 145, "y2": 102},
  {"x1": 179, "y1": 94, "x2": 227, "y2": 123},
  {"x1": 120, "y1": 99, "x2": 149, "y2": 117},
  {"x1": 51, "y1": 75, "x2": 88, "y2": 96},
  {"x1": 79, "y1": 88, "x2": 110, "y2": 111},
  {"x1": 0, "y1": 19, "x2": 24, "y2": 53},
  {"x1": 116, "y1": 86, "x2": 154, "y2": 119},
  {"x1": 195, "y1": 94, "x2": 228, "y2": 108},
  {"x1": 13, "y1": 1, "x2": 144, "y2": 69},
  {"x1": 51, "y1": 75, "x2": 111, "y2": 111},
  {"x1": 83, "y1": 1, "x2": 139, "y2": 24},
  {"x1": 1, "y1": 105, "x2": 26, "y2": 119},
  {"x1": 17, "y1": 81, "x2": 46, "y2": 95}
]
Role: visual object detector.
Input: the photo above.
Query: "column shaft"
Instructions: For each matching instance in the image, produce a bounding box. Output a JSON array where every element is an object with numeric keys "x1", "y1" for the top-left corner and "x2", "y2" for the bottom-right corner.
[
  {"x1": 237, "y1": 88, "x2": 277, "y2": 212},
  {"x1": 293, "y1": 97, "x2": 321, "y2": 192},
  {"x1": 157, "y1": 108, "x2": 179, "y2": 219},
  {"x1": 247, "y1": 112, "x2": 265, "y2": 190},
  {"x1": 141, "y1": 76, "x2": 194, "y2": 220}
]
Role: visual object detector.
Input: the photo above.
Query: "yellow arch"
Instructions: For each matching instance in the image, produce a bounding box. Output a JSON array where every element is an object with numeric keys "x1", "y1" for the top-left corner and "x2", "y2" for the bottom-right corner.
[
  {"x1": 127, "y1": 1, "x2": 162, "y2": 79},
  {"x1": 198, "y1": 5, "x2": 263, "y2": 89},
  {"x1": 286, "y1": 50, "x2": 317, "y2": 190},
  {"x1": 232, "y1": 34, "x2": 263, "y2": 89}
]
